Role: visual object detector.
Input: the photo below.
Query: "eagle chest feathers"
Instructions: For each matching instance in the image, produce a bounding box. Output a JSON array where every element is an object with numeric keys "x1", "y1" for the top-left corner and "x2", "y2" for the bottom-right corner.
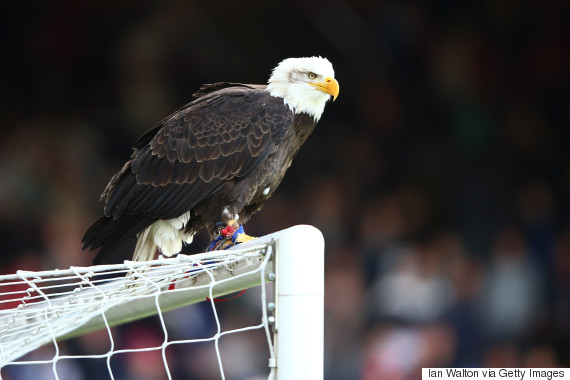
[
  {"x1": 244, "y1": 111, "x2": 317, "y2": 211},
  {"x1": 83, "y1": 56, "x2": 338, "y2": 264}
]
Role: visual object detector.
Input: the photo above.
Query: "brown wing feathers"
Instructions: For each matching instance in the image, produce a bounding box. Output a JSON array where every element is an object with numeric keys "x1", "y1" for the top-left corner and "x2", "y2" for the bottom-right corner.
[{"x1": 82, "y1": 84, "x2": 293, "y2": 262}]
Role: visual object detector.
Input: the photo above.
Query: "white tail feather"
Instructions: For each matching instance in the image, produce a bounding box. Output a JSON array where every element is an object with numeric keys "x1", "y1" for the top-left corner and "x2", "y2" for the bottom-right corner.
[
  {"x1": 133, "y1": 225, "x2": 157, "y2": 262},
  {"x1": 133, "y1": 213, "x2": 195, "y2": 261}
]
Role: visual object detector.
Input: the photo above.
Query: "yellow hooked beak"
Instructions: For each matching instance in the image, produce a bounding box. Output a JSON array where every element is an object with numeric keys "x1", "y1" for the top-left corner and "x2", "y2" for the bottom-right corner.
[{"x1": 309, "y1": 77, "x2": 339, "y2": 101}]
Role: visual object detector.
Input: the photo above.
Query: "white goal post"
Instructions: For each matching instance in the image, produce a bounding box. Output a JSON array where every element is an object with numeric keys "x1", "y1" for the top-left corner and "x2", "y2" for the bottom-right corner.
[{"x1": 0, "y1": 224, "x2": 324, "y2": 380}]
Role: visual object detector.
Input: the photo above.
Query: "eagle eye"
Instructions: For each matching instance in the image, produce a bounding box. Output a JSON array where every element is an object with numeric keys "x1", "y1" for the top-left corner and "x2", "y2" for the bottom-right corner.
[{"x1": 307, "y1": 72, "x2": 317, "y2": 80}]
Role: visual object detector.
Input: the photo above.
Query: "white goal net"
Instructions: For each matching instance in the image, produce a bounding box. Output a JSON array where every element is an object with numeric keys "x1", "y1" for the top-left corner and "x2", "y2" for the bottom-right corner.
[{"x1": 0, "y1": 225, "x2": 325, "y2": 380}]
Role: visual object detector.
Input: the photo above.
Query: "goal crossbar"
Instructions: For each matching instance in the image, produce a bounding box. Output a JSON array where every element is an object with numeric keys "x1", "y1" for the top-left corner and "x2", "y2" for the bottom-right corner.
[{"x1": 0, "y1": 242, "x2": 274, "y2": 366}]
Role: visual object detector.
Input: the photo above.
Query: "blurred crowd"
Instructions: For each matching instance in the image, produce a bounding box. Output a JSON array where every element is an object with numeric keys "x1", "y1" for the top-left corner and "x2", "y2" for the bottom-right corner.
[{"x1": 1, "y1": 0, "x2": 568, "y2": 379}]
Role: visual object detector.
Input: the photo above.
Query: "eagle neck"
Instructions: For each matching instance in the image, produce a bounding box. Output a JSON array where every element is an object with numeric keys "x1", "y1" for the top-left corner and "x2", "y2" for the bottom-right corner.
[{"x1": 265, "y1": 87, "x2": 327, "y2": 122}]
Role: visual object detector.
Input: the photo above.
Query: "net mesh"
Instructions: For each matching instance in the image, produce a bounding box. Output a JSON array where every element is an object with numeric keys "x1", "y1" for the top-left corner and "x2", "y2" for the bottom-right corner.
[{"x1": 0, "y1": 243, "x2": 276, "y2": 380}]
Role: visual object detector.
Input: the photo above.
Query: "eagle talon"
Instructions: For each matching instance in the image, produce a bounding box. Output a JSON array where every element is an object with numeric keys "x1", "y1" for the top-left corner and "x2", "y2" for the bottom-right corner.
[
  {"x1": 212, "y1": 222, "x2": 226, "y2": 238},
  {"x1": 206, "y1": 224, "x2": 256, "y2": 251},
  {"x1": 234, "y1": 233, "x2": 256, "y2": 244}
]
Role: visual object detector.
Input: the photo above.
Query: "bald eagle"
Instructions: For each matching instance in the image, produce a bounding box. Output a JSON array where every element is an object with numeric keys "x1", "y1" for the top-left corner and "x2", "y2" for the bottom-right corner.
[{"x1": 82, "y1": 56, "x2": 339, "y2": 264}]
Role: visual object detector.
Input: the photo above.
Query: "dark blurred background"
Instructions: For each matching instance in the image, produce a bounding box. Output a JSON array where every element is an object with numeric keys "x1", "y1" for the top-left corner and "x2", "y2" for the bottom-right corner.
[{"x1": 1, "y1": 0, "x2": 569, "y2": 379}]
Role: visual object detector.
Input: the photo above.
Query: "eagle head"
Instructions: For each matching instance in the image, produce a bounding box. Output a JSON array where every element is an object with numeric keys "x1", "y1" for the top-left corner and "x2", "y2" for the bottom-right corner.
[{"x1": 266, "y1": 56, "x2": 339, "y2": 121}]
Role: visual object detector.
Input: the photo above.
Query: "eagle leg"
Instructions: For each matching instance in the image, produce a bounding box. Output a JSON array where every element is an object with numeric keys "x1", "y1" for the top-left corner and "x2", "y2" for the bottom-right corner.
[{"x1": 206, "y1": 224, "x2": 257, "y2": 251}]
